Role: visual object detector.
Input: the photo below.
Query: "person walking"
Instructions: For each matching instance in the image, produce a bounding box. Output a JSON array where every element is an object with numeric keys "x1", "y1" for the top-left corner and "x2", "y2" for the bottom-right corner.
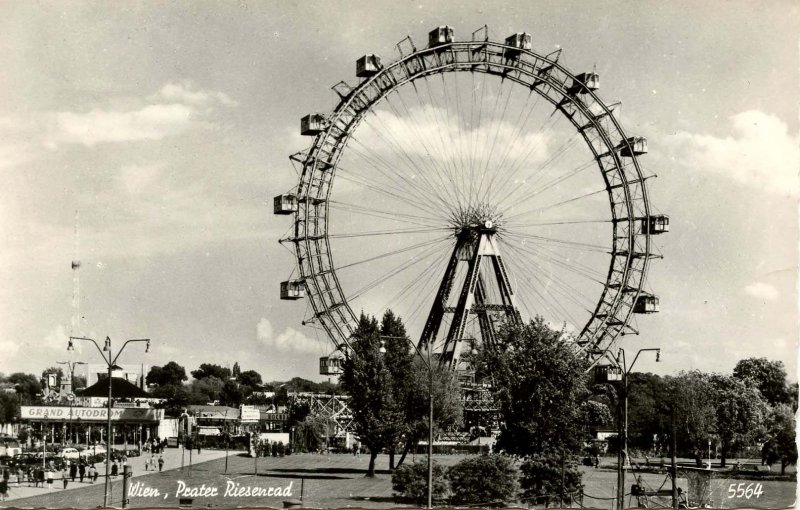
[
  {"x1": 69, "y1": 461, "x2": 77, "y2": 482},
  {"x1": 197, "y1": 440, "x2": 201, "y2": 455},
  {"x1": 0, "y1": 473, "x2": 8, "y2": 502},
  {"x1": 91, "y1": 464, "x2": 98, "y2": 483},
  {"x1": 16, "y1": 467, "x2": 23, "y2": 487},
  {"x1": 157, "y1": 455, "x2": 164, "y2": 472},
  {"x1": 46, "y1": 469, "x2": 53, "y2": 489},
  {"x1": 79, "y1": 462, "x2": 86, "y2": 483},
  {"x1": 61, "y1": 467, "x2": 69, "y2": 489},
  {"x1": 111, "y1": 459, "x2": 119, "y2": 478}
]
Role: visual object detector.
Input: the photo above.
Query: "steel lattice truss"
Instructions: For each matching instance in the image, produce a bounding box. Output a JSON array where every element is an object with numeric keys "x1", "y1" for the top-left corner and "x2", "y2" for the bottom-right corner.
[{"x1": 278, "y1": 26, "x2": 666, "y2": 367}]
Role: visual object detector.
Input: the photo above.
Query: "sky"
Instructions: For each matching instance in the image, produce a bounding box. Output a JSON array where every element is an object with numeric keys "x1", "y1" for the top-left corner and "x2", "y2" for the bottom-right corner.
[{"x1": 0, "y1": 1, "x2": 797, "y2": 383}]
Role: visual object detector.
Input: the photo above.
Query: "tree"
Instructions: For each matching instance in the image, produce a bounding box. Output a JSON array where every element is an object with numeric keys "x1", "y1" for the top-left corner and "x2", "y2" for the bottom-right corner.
[
  {"x1": 708, "y1": 374, "x2": 766, "y2": 466},
  {"x1": 238, "y1": 370, "x2": 262, "y2": 389},
  {"x1": 232, "y1": 362, "x2": 241, "y2": 378},
  {"x1": 9, "y1": 373, "x2": 42, "y2": 403},
  {"x1": 448, "y1": 455, "x2": 518, "y2": 506},
  {"x1": 392, "y1": 461, "x2": 449, "y2": 504},
  {"x1": 763, "y1": 404, "x2": 797, "y2": 474},
  {"x1": 476, "y1": 317, "x2": 591, "y2": 456},
  {"x1": 146, "y1": 361, "x2": 188, "y2": 387},
  {"x1": 189, "y1": 376, "x2": 225, "y2": 404},
  {"x1": 221, "y1": 379, "x2": 244, "y2": 407},
  {"x1": 73, "y1": 374, "x2": 87, "y2": 390},
  {"x1": 341, "y1": 313, "x2": 408, "y2": 476},
  {"x1": 661, "y1": 372, "x2": 717, "y2": 464},
  {"x1": 520, "y1": 452, "x2": 583, "y2": 507},
  {"x1": 733, "y1": 358, "x2": 791, "y2": 406},
  {"x1": 191, "y1": 363, "x2": 232, "y2": 381}
]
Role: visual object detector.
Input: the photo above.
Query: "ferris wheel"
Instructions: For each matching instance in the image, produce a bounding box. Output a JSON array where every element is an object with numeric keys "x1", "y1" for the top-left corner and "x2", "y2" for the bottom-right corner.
[{"x1": 274, "y1": 25, "x2": 668, "y2": 372}]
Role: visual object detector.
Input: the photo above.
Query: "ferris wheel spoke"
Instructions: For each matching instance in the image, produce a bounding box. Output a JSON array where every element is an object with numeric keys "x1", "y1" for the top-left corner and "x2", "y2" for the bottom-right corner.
[
  {"x1": 329, "y1": 201, "x2": 443, "y2": 228},
  {"x1": 500, "y1": 130, "x2": 582, "y2": 210},
  {"x1": 503, "y1": 187, "x2": 607, "y2": 222},
  {"x1": 505, "y1": 254, "x2": 585, "y2": 332},
  {"x1": 360, "y1": 99, "x2": 455, "y2": 211},
  {"x1": 387, "y1": 89, "x2": 466, "y2": 213},
  {"x1": 478, "y1": 78, "x2": 519, "y2": 207},
  {"x1": 418, "y1": 76, "x2": 467, "y2": 208},
  {"x1": 335, "y1": 165, "x2": 447, "y2": 219},
  {"x1": 372, "y1": 244, "x2": 452, "y2": 314},
  {"x1": 502, "y1": 231, "x2": 609, "y2": 253},
  {"x1": 328, "y1": 226, "x2": 449, "y2": 239},
  {"x1": 357, "y1": 111, "x2": 456, "y2": 214},
  {"x1": 502, "y1": 237, "x2": 607, "y2": 284},
  {"x1": 504, "y1": 243, "x2": 596, "y2": 321},
  {"x1": 344, "y1": 239, "x2": 447, "y2": 302},
  {"x1": 336, "y1": 234, "x2": 451, "y2": 272}
]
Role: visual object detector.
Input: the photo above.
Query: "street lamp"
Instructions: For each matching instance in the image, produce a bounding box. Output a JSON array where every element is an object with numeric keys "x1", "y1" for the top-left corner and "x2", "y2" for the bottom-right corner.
[
  {"x1": 379, "y1": 336, "x2": 437, "y2": 510},
  {"x1": 606, "y1": 347, "x2": 660, "y2": 510},
  {"x1": 69, "y1": 335, "x2": 150, "y2": 507}
]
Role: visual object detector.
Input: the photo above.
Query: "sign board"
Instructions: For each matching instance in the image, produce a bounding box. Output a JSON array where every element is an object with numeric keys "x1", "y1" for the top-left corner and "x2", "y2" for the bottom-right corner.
[
  {"x1": 240, "y1": 405, "x2": 260, "y2": 423},
  {"x1": 21, "y1": 406, "x2": 164, "y2": 422}
]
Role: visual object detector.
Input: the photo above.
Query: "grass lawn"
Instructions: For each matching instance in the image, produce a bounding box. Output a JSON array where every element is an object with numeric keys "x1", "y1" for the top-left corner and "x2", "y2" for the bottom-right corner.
[{"x1": 7, "y1": 452, "x2": 796, "y2": 509}]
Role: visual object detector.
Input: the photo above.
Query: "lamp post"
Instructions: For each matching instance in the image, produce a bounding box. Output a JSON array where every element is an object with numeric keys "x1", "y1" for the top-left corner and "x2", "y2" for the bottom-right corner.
[
  {"x1": 57, "y1": 360, "x2": 86, "y2": 445},
  {"x1": 379, "y1": 335, "x2": 444, "y2": 510},
  {"x1": 607, "y1": 347, "x2": 661, "y2": 510},
  {"x1": 69, "y1": 335, "x2": 150, "y2": 508}
]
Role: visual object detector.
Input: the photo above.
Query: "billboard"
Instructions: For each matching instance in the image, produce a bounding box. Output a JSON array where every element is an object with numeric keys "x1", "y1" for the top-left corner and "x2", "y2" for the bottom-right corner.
[{"x1": 21, "y1": 406, "x2": 164, "y2": 422}]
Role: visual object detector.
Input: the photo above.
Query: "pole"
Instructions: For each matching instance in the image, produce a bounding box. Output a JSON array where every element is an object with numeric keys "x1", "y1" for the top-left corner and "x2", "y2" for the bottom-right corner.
[
  {"x1": 122, "y1": 464, "x2": 130, "y2": 509},
  {"x1": 427, "y1": 364, "x2": 433, "y2": 510},
  {"x1": 105, "y1": 358, "x2": 112, "y2": 507},
  {"x1": 671, "y1": 411, "x2": 678, "y2": 509}
]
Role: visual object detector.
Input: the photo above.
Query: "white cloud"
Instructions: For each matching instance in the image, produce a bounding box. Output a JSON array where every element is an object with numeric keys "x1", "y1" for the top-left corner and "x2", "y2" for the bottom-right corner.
[
  {"x1": 45, "y1": 82, "x2": 237, "y2": 147},
  {"x1": 257, "y1": 318, "x2": 323, "y2": 354},
  {"x1": 152, "y1": 82, "x2": 238, "y2": 108},
  {"x1": 672, "y1": 110, "x2": 799, "y2": 196},
  {"x1": 743, "y1": 281, "x2": 779, "y2": 301},
  {"x1": 50, "y1": 103, "x2": 195, "y2": 146}
]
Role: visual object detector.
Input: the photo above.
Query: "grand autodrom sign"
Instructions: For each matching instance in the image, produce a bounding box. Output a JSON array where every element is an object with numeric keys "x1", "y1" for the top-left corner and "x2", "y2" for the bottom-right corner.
[{"x1": 21, "y1": 406, "x2": 164, "y2": 422}]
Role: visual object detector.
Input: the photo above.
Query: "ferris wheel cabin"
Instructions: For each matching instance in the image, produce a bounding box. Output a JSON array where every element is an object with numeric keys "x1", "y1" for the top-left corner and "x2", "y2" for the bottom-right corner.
[
  {"x1": 504, "y1": 32, "x2": 532, "y2": 52},
  {"x1": 300, "y1": 114, "x2": 327, "y2": 136},
  {"x1": 567, "y1": 72, "x2": 600, "y2": 95},
  {"x1": 429, "y1": 26, "x2": 455, "y2": 47},
  {"x1": 319, "y1": 354, "x2": 344, "y2": 376},
  {"x1": 619, "y1": 136, "x2": 649, "y2": 157},
  {"x1": 356, "y1": 54, "x2": 382, "y2": 77},
  {"x1": 273, "y1": 194, "x2": 298, "y2": 215},
  {"x1": 643, "y1": 215, "x2": 670, "y2": 234},
  {"x1": 280, "y1": 280, "x2": 306, "y2": 300},
  {"x1": 633, "y1": 294, "x2": 659, "y2": 314},
  {"x1": 595, "y1": 364, "x2": 623, "y2": 382}
]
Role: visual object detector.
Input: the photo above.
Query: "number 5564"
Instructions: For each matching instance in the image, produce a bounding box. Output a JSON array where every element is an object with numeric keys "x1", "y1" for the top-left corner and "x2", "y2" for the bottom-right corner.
[{"x1": 728, "y1": 483, "x2": 763, "y2": 499}]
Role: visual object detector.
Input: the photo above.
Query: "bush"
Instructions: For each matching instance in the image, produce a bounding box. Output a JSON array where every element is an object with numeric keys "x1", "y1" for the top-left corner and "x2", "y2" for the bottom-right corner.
[
  {"x1": 448, "y1": 455, "x2": 518, "y2": 506},
  {"x1": 391, "y1": 460, "x2": 449, "y2": 504},
  {"x1": 519, "y1": 452, "x2": 582, "y2": 507}
]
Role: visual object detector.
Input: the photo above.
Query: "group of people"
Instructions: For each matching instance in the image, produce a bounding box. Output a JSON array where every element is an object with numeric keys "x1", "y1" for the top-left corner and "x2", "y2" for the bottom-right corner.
[
  {"x1": 60, "y1": 459, "x2": 100, "y2": 489},
  {"x1": 143, "y1": 437, "x2": 170, "y2": 454}
]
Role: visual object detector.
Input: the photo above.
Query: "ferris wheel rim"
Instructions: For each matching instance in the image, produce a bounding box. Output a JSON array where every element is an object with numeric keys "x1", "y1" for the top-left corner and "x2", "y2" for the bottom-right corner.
[{"x1": 291, "y1": 35, "x2": 653, "y2": 357}]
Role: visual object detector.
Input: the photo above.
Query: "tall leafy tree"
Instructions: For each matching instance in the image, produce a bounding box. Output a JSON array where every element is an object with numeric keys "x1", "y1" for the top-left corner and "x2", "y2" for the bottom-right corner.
[
  {"x1": 763, "y1": 404, "x2": 798, "y2": 474},
  {"x1": 9, "y1": 373, "x2": 42, "y2": 403},
  {"x1": 191, "y1": 363, "x2": 232, "y2": 381},
  {"x1": 238, "y1": 370, "x2": 262, "y2": 389},
  {"x1": 341, "y1": 313, "x2": 408, "y2": 476},
  {"x1": 146, "y1": 361, "x2": 188, "y2": 387},
  {"x1": 709, "y1": 374, "x2": 767, "y2": 466},
  {"x1": 661, "y1": 372, "x2": 717, "y2": 465},
  {"x1": 733, "y1": 358, "x2": 792, "y2": 406},
  {"x1": 476, "y1": 317, "x2": 591, "y2": 456}
]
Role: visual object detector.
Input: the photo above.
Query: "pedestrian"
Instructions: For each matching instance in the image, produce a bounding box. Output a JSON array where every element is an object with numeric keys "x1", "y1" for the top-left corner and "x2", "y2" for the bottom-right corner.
[
  {"x1": 197, "y1": 440, "x2": 201, "y2": 455},
  {"x1": 46, "y1": 469, "x2": 53, "y2": 489},
  {"x1": 70, "y1": 461, "x2": 77, "y2": 482},
  {"x1": 88, "y1": 465, "x2": 96, "y2": 484},
  {"x1": 16, "y1": 467, "x2": 23, "y2": 487},
  {"x1": 0, "y1": 476, "x2": 7, "y2": 502},
  {"x1": 37, "y1": 468, "x2": 45, "y2": 488},
  {"x1": 27, "y1": 467, "x2": 33, "y2": 487},
  {"x1": 157, "y1": 455, "x2": 164, "y2": 472},
  {"x1": 111, "y1": 460, "x2": 119, "y2": 478},
  {"x1": 62, "y1": 467, "x2": 69, "y2": 489},
  {"x1": 79, "y1": 462, "x2": 86, "y2": 483},
  {"x1": 352, "y1": 443, "x2": 358, "y2": 456}
]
